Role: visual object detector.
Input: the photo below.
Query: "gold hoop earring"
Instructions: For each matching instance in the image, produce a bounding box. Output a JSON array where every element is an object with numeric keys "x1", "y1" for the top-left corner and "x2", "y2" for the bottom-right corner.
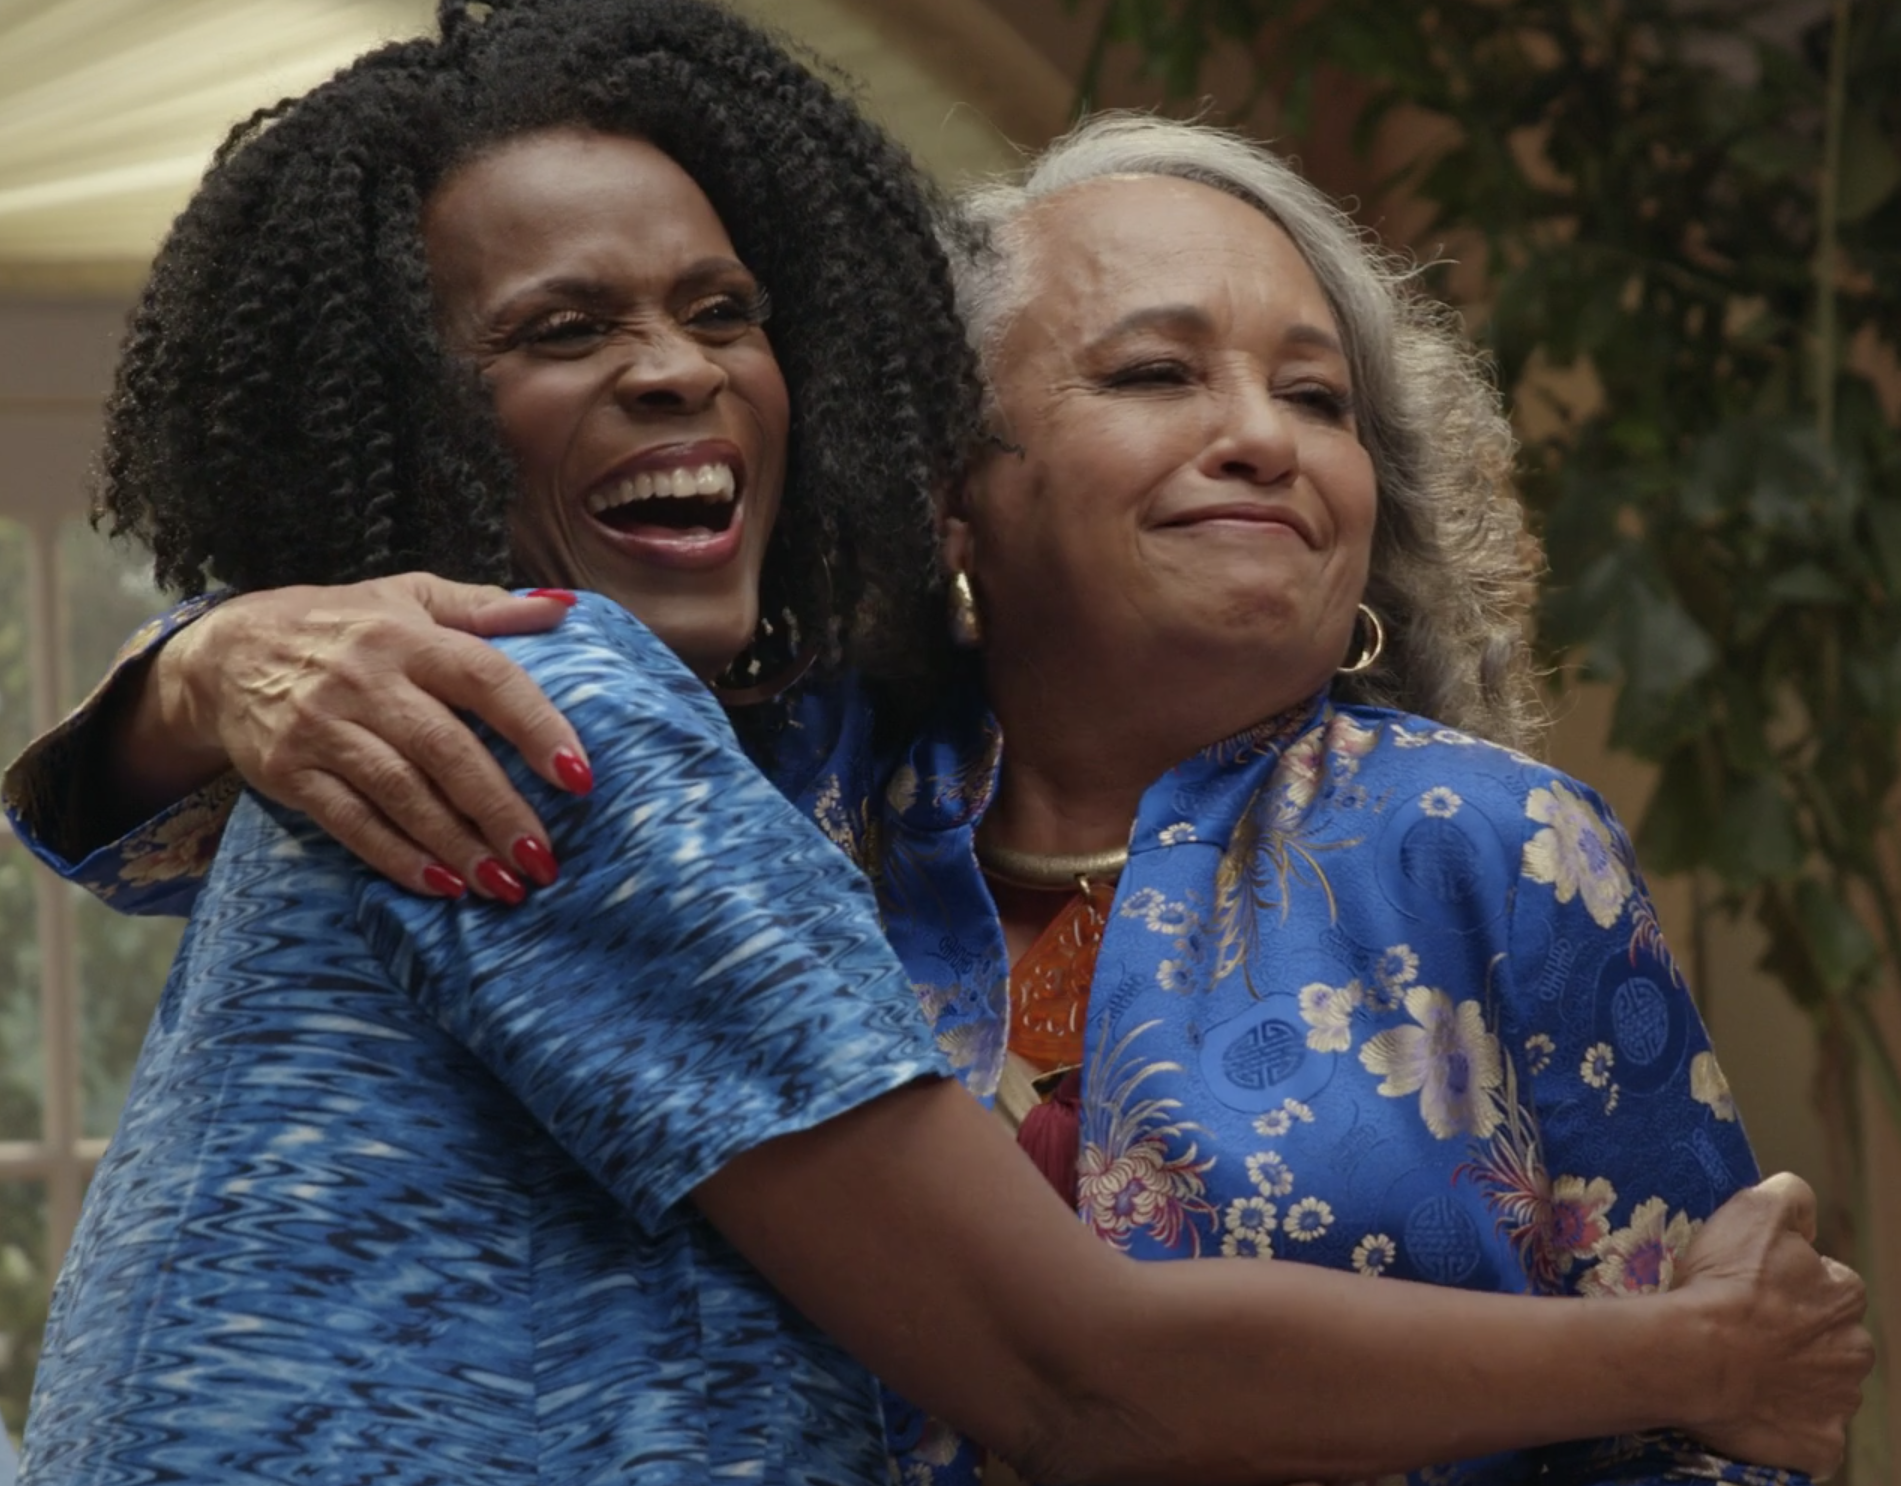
[
  {"x1": 948, "y1": 571, "x2": 983, "y2": 648},
  {"x1": 1338, "y1": 603, "x2": 1385, "y2": 675}
]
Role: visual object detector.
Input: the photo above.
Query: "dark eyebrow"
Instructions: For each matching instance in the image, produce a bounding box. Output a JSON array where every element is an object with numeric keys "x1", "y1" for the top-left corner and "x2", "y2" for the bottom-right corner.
[{"x1": 486, "y1": 256, "x2": 755, "y2": 322}]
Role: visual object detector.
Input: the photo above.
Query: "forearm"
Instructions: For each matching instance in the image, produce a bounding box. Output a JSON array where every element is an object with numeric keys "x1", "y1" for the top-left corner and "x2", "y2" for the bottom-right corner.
[
  {"x1": 1045, "y1": 1254, "x2": 1699, "y2": 1484},
  {"x1": 96, "y1": 641, "x2": 231, "y2": 828},
  {"x1": 698, "y1": 1078, "x2": 1711, "y2": 1486}
]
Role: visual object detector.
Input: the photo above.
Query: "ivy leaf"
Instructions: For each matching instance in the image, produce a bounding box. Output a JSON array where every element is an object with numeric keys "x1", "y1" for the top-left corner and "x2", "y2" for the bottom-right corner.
[
  {"x1": 1793, "y1": 877, "x2": 1879, "y2": 995},
  {"x1": 1712, "y1": 773, "x2": 1803, "y2": 889},
  {"x1": 1636, "y1": 746, "x2": 1719, "y2": 875},
  {"x1": 1838, "y1": 107, "x2": 1901, "y2": 223},
  {"x1": 1622, "y1": 582, "x2": 1717, "y2": 698}
]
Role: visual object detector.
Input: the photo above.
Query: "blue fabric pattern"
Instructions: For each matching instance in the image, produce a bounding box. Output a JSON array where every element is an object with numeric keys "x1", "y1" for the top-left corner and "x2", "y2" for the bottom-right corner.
[
  {"x1": 852, "y1": 686, "x2": 1801, "y2": 1486},
  {"x1": 20, "y1": 595, "x2": 949, "y2": 1486}
]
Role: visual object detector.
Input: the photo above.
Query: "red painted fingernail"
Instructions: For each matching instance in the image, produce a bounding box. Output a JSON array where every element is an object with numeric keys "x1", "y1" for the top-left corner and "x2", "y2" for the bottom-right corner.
[
  {"x1": 474, "y1": 857, "x2": 527, "y2": 905},
  {"x1": 511, "y1": 835, "x2": 558, "y2": 888},
  {"x1": 553, "y1": 748, "x2": 594, "y2": 795},
  {"x1": 528, "y1": 588, "x2": 579, "y2": 607},
  {"x1": 422, "y1": 862, "x2": 468, "y2": 898}
]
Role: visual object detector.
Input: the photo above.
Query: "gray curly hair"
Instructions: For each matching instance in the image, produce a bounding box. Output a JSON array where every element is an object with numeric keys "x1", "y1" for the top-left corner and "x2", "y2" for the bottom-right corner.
[{"x1": 948, "y1": 113, "x2": 1544, "y2": 754}]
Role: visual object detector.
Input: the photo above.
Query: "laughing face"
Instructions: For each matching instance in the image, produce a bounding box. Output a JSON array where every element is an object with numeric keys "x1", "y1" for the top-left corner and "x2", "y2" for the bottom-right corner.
[{"x1": 424, "y1": 128, "x2": 789, "y2": 679}]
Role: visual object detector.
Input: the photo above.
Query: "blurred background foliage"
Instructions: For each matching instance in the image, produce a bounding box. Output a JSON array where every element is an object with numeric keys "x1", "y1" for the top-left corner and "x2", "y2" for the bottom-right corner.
[{"x1": 0, "y1": 519, "x2": 178, "y2": 1432}]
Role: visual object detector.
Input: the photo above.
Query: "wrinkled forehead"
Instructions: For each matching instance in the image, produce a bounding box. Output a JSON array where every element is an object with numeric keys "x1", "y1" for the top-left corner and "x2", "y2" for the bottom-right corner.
[{"x1": 1002, "y1": 173, "x2": 1331, "y2": 339}]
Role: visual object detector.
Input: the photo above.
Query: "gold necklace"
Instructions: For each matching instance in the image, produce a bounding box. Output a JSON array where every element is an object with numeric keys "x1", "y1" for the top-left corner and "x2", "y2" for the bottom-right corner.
[{"x1": 975, "y1": 839, "x2": 1130, "y2": 892}]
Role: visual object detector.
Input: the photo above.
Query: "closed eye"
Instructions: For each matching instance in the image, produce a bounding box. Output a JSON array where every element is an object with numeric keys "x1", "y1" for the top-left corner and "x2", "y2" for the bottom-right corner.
[
  {"x1": 1282, "y1": 383, "x2": 1355, "y2": 423},
  {"x1": 1102, "y1": 358, "x2": 1193, "y2": 389},
  {"x1": 512, "y1": 308, "x2": 610, "y2": 352},
  {"x1": 686, "y1": 286, "x2": 772, "y2": 338}
]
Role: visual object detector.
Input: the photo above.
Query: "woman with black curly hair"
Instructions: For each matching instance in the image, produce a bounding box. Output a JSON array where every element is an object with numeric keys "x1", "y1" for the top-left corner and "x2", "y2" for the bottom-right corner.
[{"x1": 3, "y1": 2, "x2": 1868, "y2": 1485}]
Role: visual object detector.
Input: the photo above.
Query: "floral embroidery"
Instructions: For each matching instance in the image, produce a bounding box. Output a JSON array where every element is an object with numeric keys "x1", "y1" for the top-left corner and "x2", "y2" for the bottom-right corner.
[
  {"x1": 1458, "y1": 1053, "x2": 1565, "y2": 1289},
  {"x1": 1283, "y1": 1196, "x2": 1333, "y2": 1242},
  {"x1": 1389, "y1": 723, "x2": 1435, "y2": 748},
  {"x1": 809, "y1": 773, "x2": 884, "y2": 875},
  {"x1": 1251, "y1": 1098, "x2": 1315, "y2": 1138},
  {"x1": 1352, "y1": 1233, "x2": 1395, "y2": 1276},
  {"x1": 119, "y1": 778, "x2": 242, "y2": 889},
  {"x1": 1581, "y1": 1042, "x2": 1615, "y2": 1089},
  {"x1": 913, "y1": 981, "x2": 1007, "y2": 1099},
  {"x1": 1579, "y1": 1197, "x2": 1698, "y2": 1296},
  {"x1": 1155, "y1": 959, "x2": 1193, "y2": 994},
  {"x1": 1298, "y1": 978, "x2": 1362, "y2": 1052},
  {"x1": 1419, "y1": 786, "x2": 1463, "y2": 818},
  {"x1": 1367, "y1": 943, "x2": 1419, "y2": 1011},
  {"x1": 1627, "y1": 892, "x2": 1687, "y2": 987},
  {"x1": 1690, "y1": 1051, "x2": 1737, "y2": 1122},
  {"x1": 1224, "y1": 1196, "x2": 1277, "y2": 1239},
  {"x1": 1358, "y1": 986, "x2": 1504, "y2": 1140},
  {"x1": 1522, "y1": 781, "x2": 1633, "y2": 929},
  {"x1": 1120, "y1": 887, "x2": 1194, "y2": 936},
  {"x1": 1158, "y1": 822, "x2": 1197, "y2": 846},
  {"x1": 1246, "y1": 1151, "x2": 1294, "y2": 1197},
  {"x1": 1546, "y1": 1175, "x2": 1618, "y2": 1274},
  {"x1": 1524, "y1": 1032, "x2": 1555, "y2": 1076},
  {"x1": 1077, "y1": 1021, "x2": 1217, "y2": 1255},
  {"x1": 1213, "y1": 715, "x2": 1375, "y2": 992},
  {"x1": 1221, "y1": 1229, "x2": 1275, "y2": 1259}
]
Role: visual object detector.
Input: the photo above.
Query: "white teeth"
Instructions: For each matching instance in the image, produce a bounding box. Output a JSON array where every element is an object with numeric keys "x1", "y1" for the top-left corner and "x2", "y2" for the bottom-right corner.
[{"x1": 586, "y1": 462, "x2": 737, "y2": 514}]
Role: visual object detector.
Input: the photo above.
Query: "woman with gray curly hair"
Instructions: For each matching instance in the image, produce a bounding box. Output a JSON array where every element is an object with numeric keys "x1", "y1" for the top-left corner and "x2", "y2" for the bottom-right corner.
[
  {"x1": 3, "y1": 111, "x2": 1864, "y2": 1485},
  {"x1": 868, "y1": 112, "x2": 1793, "y2": 1484}
]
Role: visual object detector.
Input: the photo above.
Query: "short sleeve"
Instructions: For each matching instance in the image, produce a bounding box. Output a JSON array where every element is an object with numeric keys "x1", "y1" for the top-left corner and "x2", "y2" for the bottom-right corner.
[
  {"x1": 359, "y1": 595, "x2": 949, "y2": 1232},
  {"x1": 2, "y1": 592, "x2": 236, "y2": 917},
  {"x1": 1501, "y1": 775, "x2": 1804, "y2": 1486}
]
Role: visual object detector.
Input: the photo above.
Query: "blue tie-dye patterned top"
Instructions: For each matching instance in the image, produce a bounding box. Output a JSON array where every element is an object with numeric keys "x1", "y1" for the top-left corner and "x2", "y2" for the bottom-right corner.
[{"x1": 16, "y1": 595, "x2": 949, "y2": 1486}]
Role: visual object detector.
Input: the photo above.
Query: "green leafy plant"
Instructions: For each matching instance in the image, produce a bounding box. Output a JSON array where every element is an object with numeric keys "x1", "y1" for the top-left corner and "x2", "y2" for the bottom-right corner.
[{"x1": 1076, "y1": 0, "x2": 1899, "y2": 1468}]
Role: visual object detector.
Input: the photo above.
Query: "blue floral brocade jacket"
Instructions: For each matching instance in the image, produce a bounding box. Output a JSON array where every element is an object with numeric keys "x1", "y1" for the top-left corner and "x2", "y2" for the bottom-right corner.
[{"x1": 827, "y1": 692, "x2": 1797, "y2": 1486}]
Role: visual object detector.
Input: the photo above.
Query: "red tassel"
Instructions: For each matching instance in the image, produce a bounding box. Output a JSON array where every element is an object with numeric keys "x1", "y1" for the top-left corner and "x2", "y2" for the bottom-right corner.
[{"x1": 1016, "y1": 1069, "x2": 1082, "y2": 1208}]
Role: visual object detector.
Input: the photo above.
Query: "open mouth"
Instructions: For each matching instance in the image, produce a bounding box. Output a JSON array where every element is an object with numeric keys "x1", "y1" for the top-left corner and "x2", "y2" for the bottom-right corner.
[{"x1": 585, "y1": 463, "x2": 738, "y2": 535}]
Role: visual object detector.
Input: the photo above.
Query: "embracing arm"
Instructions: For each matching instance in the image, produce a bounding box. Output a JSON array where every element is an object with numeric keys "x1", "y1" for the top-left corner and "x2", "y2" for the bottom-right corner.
[
  {"x1": 1, "y1": 574, "x2": 581, "y2": 905},
  {"x1": 702, "y1": 1083, "x2": 1865, "y2": 1486}
]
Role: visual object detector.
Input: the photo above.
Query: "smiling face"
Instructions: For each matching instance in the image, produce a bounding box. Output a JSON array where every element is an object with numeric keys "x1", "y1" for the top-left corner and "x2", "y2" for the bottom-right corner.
[
  {"x1": 424, "y1": 128, "x2": 789, "y2": 679},
  {"x1": 952, "y1": 174, "x2": 1378, "y2": 724}
]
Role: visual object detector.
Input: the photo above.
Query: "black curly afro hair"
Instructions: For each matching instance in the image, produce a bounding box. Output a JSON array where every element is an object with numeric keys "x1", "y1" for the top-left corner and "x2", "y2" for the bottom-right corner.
[{"x1": 97, "y1": 0, "x2": 983, "y2": 723}]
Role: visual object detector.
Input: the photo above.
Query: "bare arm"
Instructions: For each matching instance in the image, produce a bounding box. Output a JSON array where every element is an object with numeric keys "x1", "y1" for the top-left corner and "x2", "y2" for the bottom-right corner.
[
  {"x1": 697, "y1": 1080, "x2": 1870, "y2": 1486},
  {"x1": 97, "y1": 575, "x2": 582, "y2": 898}
]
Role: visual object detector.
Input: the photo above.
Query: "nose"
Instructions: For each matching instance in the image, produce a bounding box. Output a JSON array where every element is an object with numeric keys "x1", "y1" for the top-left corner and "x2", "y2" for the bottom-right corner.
[
  {"x1": 611, "y1": 329, "x2": 726, "y2": 415},
  {"x1": 1198, "y1": 381, "x2": 1299, "y2": 487}
]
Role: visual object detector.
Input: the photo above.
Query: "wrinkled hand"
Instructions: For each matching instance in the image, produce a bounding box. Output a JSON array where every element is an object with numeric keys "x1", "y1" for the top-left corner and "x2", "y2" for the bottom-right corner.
[
  {"x1": 1673, "y1": 1173, "x2": 1872, "y2": 1480},
  {"x1": 165, "y1": 574, "x2": 586, "y2": 900}
]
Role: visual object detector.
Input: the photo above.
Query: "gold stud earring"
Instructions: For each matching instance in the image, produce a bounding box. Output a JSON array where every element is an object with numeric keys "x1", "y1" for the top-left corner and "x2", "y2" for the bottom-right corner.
[
  {"x1": 948, "y1": 571, "x2": 982, "y2": 648},
  {"x1": 1338, "y1": 603, "x2": 1386, "y2": 675}
]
